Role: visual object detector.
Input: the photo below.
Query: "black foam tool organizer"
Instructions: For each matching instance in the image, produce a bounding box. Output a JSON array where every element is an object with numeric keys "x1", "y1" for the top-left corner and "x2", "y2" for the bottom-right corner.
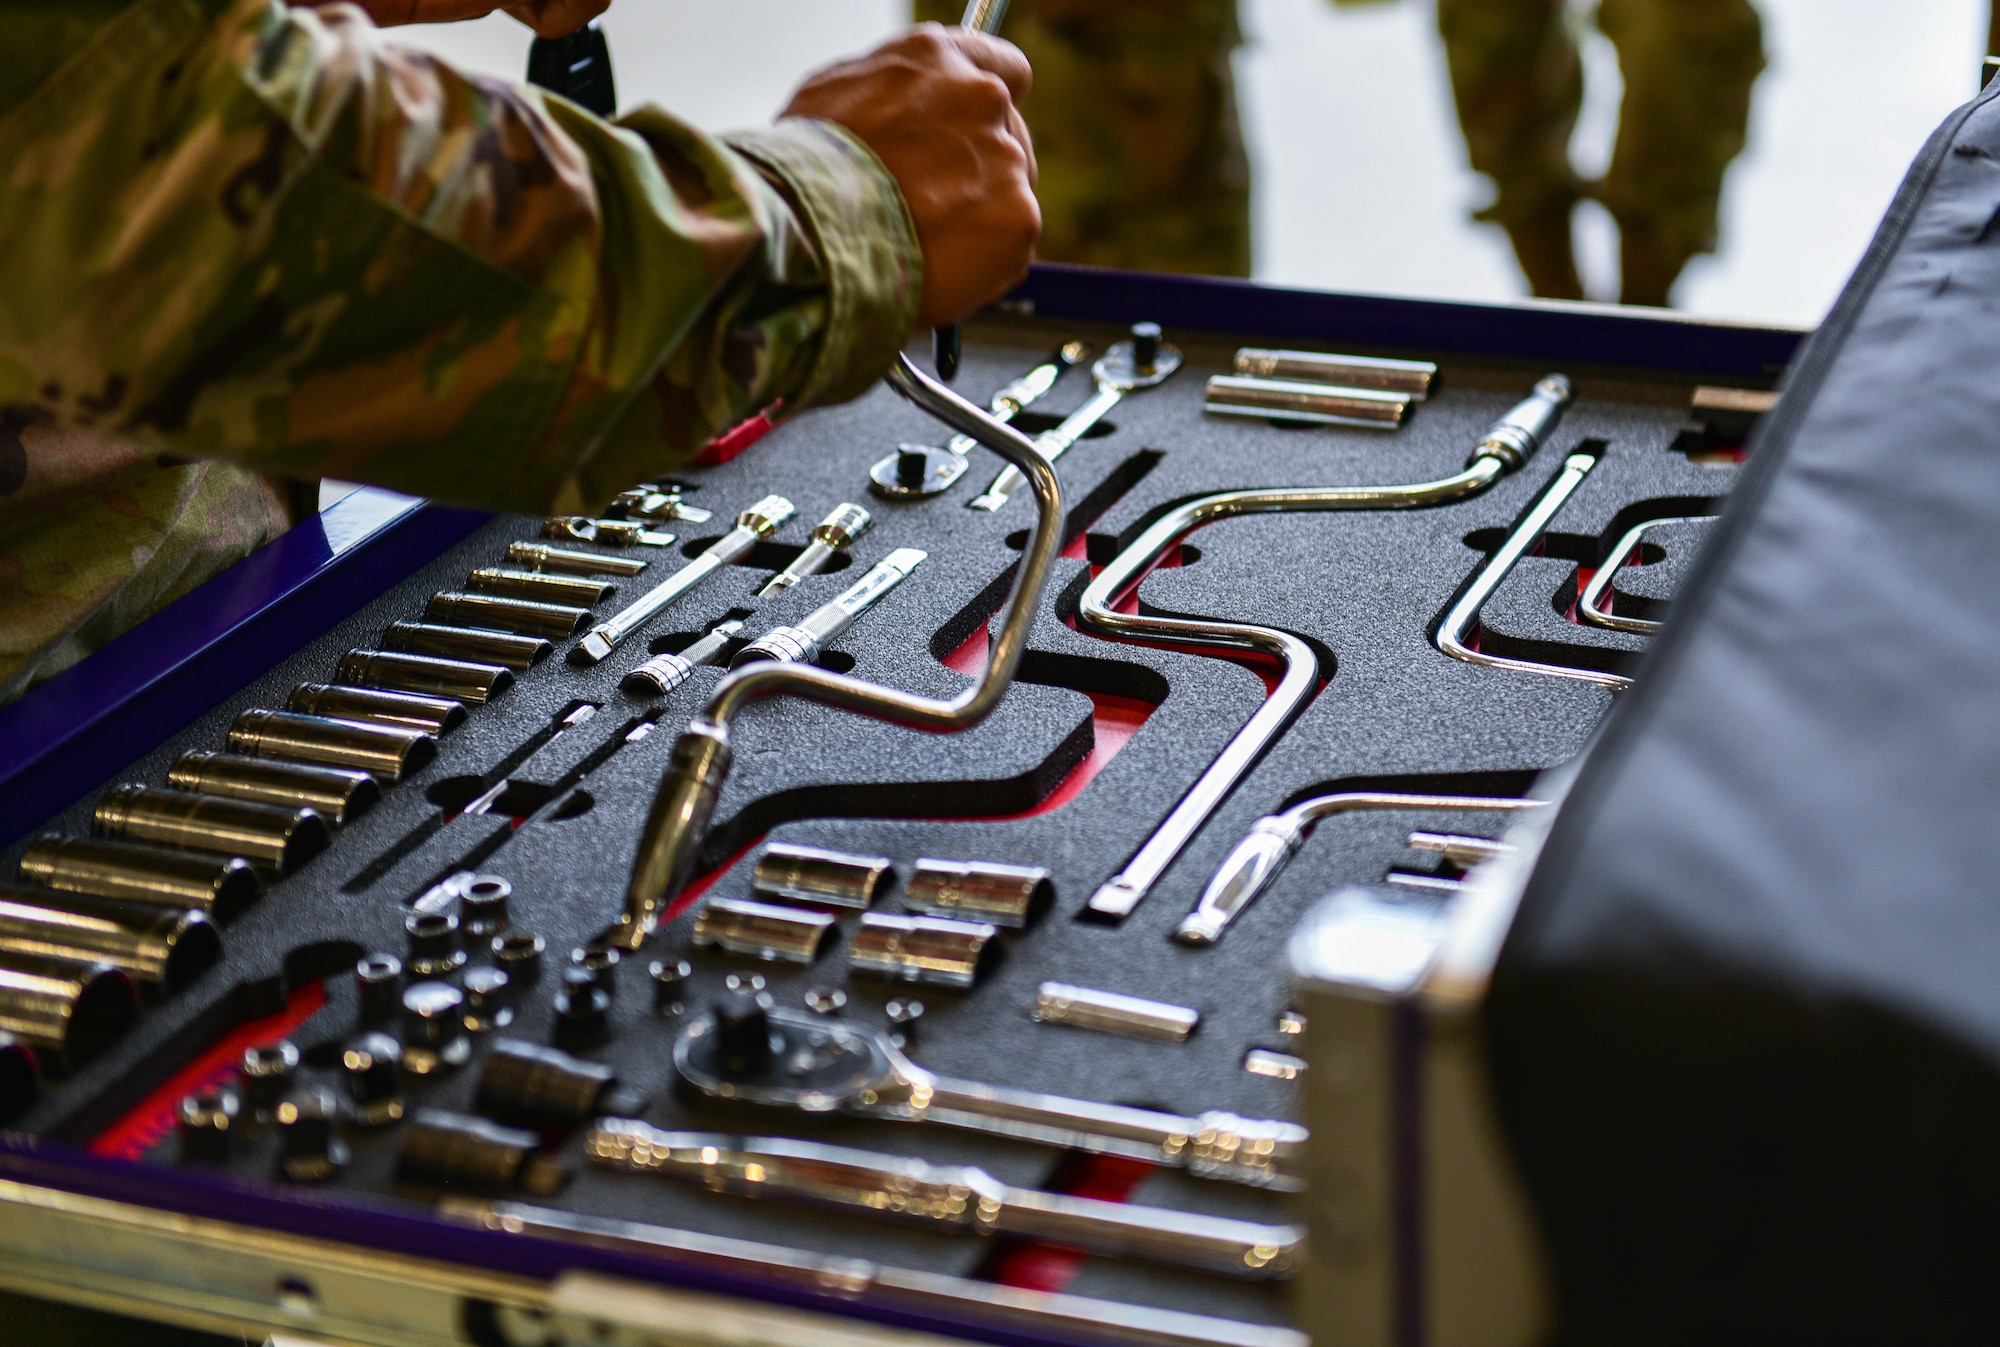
[{"x1": 0, "y1": 276, "x2": 1793, "y2": 1340}]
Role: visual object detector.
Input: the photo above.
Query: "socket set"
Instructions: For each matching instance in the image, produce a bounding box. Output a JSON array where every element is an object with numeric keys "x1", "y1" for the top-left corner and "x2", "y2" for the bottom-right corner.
[{"x1": 0, "y1": 296, "x2": 1788, "y2": 1346}]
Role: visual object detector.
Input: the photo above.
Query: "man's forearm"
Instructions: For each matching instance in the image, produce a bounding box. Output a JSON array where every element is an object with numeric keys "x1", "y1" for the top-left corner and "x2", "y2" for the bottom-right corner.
[{"x1": 0, "y1": 0, "x2": 921, "y2": 513}]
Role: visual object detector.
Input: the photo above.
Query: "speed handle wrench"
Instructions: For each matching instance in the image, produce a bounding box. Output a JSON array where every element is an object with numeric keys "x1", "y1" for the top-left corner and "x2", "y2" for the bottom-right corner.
[
  {"x1": 1179, "y1": 793, "x2": 1548, "y2": 945},
  {"x1": 968, "y1": 323, "x2": 1182, "y2": 512},
  {"x1": 733, "y1": 549, "x2": 926, "y2": 667},
  {"x1": 570, "y1": 495, "x2": 793, "y2": 667},
  {"x1": 1080, "y1": 376, "x2": 1574, "y2": 921},
  {"x1": 1436, "y1": 452, "x2": 1632, "y2": 689},
  {"x1": 1577, "y1": 513, "x2": 1719, "y2": 635},
  {"x1": 590, "y1": 1122, "x2": 1302, "y2": 1279}
]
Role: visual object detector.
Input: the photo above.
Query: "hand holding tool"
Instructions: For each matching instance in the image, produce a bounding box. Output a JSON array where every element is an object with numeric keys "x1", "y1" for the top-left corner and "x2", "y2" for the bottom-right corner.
[
  {"x1": 590, "y1": 1122, "x2": 1302, "y2": 1279},
  {"x1": 757, "y1": 504, "x2": 871, "y2": 596},
  {"x1": 968, "y1": 324, "x2": 1181, "y2": 512},
  {"x1": 672, "y1": 997, "x2": 1305, "y2": 1190},
  {"x1": 571, "y1": 497, "x2": 794, "y2": 667},
  {"x1": 930, "y1": 0, "x2": 1016, "y2": 382},
  {"x1": 732, "y1": 548, "x2": 926, "y2": 668}
]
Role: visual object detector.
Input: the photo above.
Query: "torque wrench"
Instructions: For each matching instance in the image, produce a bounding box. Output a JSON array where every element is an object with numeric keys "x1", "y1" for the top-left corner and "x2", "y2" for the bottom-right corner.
[
  {"x1": 590, "y1": 1122, "x2": 1302, "y2": 1278},
  {"x1": 670, "y1": 997, "x2": 1306, "y2": 1190},
  {"x1": 869, "y1": 342, "x2": 1087, "y2": 498},
  {"x1": 1576, "y1": 514, "x2": 1718, "y2": 634},
  {"x1": 570, "y1": 497, "x2": 793, "y2": 667},
  {"x1": 1436, "y1": 451, "x2": 1632, "y2": 688},
  {"x1": 757, "y1": 504, "x2": 871, "y2": 596},
  {"x1": 967, "y1": 323, "x2": 1181, "y2": 512},
  {"x1": 611, "y1": 355, "x2": 1064, "y2": 949},
  {"x1": 1078, "y1": 375, "x2": 1573, "y2": 922}
]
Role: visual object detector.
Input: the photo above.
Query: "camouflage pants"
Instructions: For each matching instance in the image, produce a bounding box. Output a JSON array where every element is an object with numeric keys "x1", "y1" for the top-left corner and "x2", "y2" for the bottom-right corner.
[
  {"x1": 915, "y1": 0, "x2": 1252, "y2": 277},
  {"x1": 1436, "y1": 0, "x2": 1765, "y2": 305}
]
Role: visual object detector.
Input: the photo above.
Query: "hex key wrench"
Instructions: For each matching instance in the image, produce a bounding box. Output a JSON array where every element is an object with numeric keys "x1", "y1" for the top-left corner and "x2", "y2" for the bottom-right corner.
[
  {"x1": 1436, "y1": 451, "x2": 1632, "y2": 689},
  {"x1": 1178, "y1": 793, "x2": 1548, "y2": 945},
  {"x1": 1078, "y1": 376, "x2": 1572, "y2": 921},
  {"x1": 589, "y1": 1123, "x2": 1303, "y2": 1279},
  {"x1": 1577, "y1": 513, "x2": 1718, "y2": 635},
  {"x1": 610, "y1": 353, "x2": 1065, "y2": 949},
  {"x1": 968, "y1": 324, "x2": 1181, "y2": 512}
]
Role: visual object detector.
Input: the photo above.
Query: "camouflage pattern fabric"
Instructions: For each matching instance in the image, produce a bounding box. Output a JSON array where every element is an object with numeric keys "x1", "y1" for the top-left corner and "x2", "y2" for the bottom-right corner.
[
  {"x1": 917, "y1": 0, "x2": 1251, "y2": 278},
  {"x1": 1435, "y1": 0, "x2": 1765, "y2": 305},
  {"x1": 0, "y1": 0, "x2": 922, "y2": 701}
]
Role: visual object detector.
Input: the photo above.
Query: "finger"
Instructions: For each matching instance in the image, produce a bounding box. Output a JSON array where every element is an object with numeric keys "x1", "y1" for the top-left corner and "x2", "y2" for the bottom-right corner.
[
  {"x1": 1001, "y1": 102, "x2": 1037, "y2": 185},
  {"x1": 946, "y1": 30, "x2": 1031, "y2": 102}
]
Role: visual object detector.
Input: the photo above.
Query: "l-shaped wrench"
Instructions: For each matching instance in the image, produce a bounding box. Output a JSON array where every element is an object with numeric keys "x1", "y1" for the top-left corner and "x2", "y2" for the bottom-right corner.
[{"x1": 1078, "y1": 376, "x2": 1573, "y2": 921}]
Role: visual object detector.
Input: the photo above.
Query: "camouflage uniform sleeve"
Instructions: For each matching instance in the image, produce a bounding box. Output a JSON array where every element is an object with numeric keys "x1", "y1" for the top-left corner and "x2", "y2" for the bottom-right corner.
[{"x1": 0, "y1": 0, "x2": 923, "y2": 515}]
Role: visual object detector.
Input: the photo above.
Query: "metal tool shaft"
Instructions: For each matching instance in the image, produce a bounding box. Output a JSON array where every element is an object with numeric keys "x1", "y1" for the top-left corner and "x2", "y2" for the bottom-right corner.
[
  {"x1": 612, "y1": 356, "x2": 1064, "y2": 948},
  {"x1": 571, "y1": 497, "x2": 793, "y2": 667},
  {"x1": 1078, "y1": 377, "x2": 1572, "y2": 922},
  {"x1": 966, "y1": 380, "x2": 1122, "y2": 512},
  {"x1": 1178, "y1": 794, "x2": 1548, "y2": 945},
  {"x1": 1576, "y1": 513, "x2": 1718, "y2": 635},
  {"x1": 1436, "y1": 452, "x2": 1630, "y2": 689},
  {"x1": 944, "y1": 342, "x2": 1085, "y2": 455},
  {"x1": 758, "y1": 504, "x2": 872, "y2": 597},
  {"x1": 734, "y1": 549, "x2": 926, "y2": 667},
  {"x1": 589, "y1": 1123, "x2": 1299, "y2": 1278}
]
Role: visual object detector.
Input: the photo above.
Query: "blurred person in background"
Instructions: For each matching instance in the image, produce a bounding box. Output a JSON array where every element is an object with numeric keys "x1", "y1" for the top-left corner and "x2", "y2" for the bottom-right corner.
[
  {"x1": 1437, "y1": 0, "x2": 1764, "y2": 306},
  {"x1": 938, "y1": 0, "x2": 1764, "y2": 308}
]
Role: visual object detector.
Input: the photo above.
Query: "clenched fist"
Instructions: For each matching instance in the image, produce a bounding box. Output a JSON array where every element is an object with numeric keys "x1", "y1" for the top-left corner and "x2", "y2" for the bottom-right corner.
[
  {"x1": 782, "y1": 25, "x2": 1041, "y2": 328},
  {"x1": 351, "y1": 0, "x2": 610, "y2": 39}
]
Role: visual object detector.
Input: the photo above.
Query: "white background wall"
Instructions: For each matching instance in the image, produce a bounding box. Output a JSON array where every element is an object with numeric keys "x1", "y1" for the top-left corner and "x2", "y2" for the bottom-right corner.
[{"x1": 388, "y1": 0, "x2": 1991, "y2": 327}]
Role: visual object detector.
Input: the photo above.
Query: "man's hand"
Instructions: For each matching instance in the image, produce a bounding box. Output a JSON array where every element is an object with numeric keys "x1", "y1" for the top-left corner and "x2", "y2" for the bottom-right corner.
[
  {"x1": 350, "y1": 1, "x2": 609, "y2": 39},
  {"x1": 782, "y1": 25, "x2": 1040, "y2": 329}
]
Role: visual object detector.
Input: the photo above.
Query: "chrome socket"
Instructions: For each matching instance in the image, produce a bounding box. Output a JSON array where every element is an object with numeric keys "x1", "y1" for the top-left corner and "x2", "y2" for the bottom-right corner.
[
  {"x1": 227, "y1": 709, "x2": 437, "y2": 785},
  {"x1": 397, "y1": 1109, "x2": 566, "y2": 1196},
  {"x1": 425, "y1": 592, "x2": 590, "y2": 641},
  {"x1": 466, "y1": 567, "x2": 616, "y2": 607},
  {"x1": 0, "y1": 884, "x2": 222, "y2": 994},
  {"x1": 903, "y1": 858, "x2": 1053, "y2": 928},
  {"x1": 166, "y1": 751, "x2": 381, "y2": 825},
  {"x1": 459, "y1": 875, "x2": 511, "y2": 936},
  {"x1": 1232, "y1": 348, "x2": 1436, "y2": 400},
  {"x1": 850, "y1": 913, "x2": 998, "y2": 989},
  {"x1": 505, "y1": 541, "x2": 649, "y2": 578},
  {"x1": 757, "y1": 503, "x2": 872, "y2": 596},
  {"x1": 177, "y1": 1089, "x2": 241, "y2": 1163},
  {"x1": 342, "y1": 1032, "x2": 405, "y2": 1126},
  {"x1": 337, "y1": 648, "x2": 515, "y2": 702},
  {"x1": 474, "y1": 1037, "x2": 627, "y2": 1128},
  {"x1": 378, "y1": 623, "x2": 549, "y2": 673},
  {"x1": 1032, "y1": 982, "x2": 1199, "y2": 1043},
  {"x1": 0, "y1": 954, "x2": 136, "y2": 1065},
  {"x1": 94, "y1": 783, "x2": 330, "y2": 874},
  {"x1": 689, "y1": 897, "x2": 836, "y2": 964},
  {"x1": 18, "y1": 836, "x2": 262, "y2": 922},
  {"x1": 1203, "y1": 375, "x2": 1409, "y2": 428},
  {"x1": 287, "y1": 684, "x2": 466, "y2": 737},
  {"x1": 752, "y1": 843, "x2": 894, "y2": 911},
  {"x1": 401, "y1": 981, "x2": 471, "y2": 1075}
]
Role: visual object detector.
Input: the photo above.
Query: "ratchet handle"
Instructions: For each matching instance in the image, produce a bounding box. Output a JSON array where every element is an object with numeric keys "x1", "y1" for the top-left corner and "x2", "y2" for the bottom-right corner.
[{"x1": 995, "y1": 1188, "x2": 1302, "y2": 1279}]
